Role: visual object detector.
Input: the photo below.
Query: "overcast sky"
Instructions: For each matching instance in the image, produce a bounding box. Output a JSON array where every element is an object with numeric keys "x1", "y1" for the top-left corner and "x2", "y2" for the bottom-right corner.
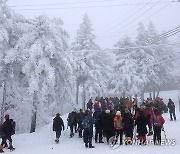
[{"x1": 7, "y1": 0, "x2": 180, "y2": 49}]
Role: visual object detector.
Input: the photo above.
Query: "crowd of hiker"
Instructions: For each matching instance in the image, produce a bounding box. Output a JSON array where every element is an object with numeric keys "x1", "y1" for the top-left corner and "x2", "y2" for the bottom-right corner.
[{"x1": 53, "y1": 96, "x2": 177, "y2": 148}]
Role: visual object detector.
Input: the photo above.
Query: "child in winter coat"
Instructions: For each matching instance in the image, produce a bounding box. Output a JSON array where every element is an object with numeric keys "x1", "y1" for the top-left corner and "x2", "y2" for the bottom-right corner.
[
  {"x1": 151, "y1": 109, "x2": 165, "y2": 145},
  {"x1": 113, "y1": 111, "x2": 124, "y2": 145}
]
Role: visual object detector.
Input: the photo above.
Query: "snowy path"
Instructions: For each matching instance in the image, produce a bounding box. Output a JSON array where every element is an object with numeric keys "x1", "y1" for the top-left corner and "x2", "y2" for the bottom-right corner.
[{"x1": 2, "y1": 111, "x2": 179, "y2": 154}]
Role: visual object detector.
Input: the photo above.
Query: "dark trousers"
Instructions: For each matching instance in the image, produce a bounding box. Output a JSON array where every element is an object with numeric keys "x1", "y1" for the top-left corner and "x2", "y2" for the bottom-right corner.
[
  {"x1": 69, "y1": 125, "x2": 74, "y2": 137},
  {"x1": 83, "y1": 128, "x2": 93, "y2": 146},
  {"x1": 78, "y1": 124, "x2": 83, "y2": 137},
  {"x1": 55, "y1": 131, "x2": 61, "y2": 139},
  {"x1": 1, "y1": 135, "x2": 12, "y2": 147},
  {"x1": 105, "y1": 130, "x2": 115, "y2": 142},
  {"x1": 95, "y1": 127, "x2": 103, "y2": 142},
  {"x1": 170, "y1": 112, "x2": 176, "y2": 120},
  {"x1": 153, "y1": 127, "x2": 161, "y2": 144},
  {"x1": 116, "y1": 130, "x2": 123, "y2": 144},
  {"x1": 124, "y1": 128, "x2": 133, "y2": 138}
]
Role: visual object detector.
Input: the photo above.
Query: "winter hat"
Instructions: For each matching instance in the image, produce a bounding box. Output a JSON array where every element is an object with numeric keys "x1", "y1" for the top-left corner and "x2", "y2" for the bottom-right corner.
[
  {"x1": 56, "y1": 113, "x2": 60, "y2": 116},
  {"x1": 116, "y1": 111, "x2": 121, "y2": 116},
  {"x1": 5, "y1": 114, "x2": 9, "y2": 119},
  {"x1": 85, "y1": 110, "x2": 89, "y2": 115},
  {"x1": 105, "y1": 110, "x2": 110, "y2": 114},
  {"x1": 154, "y1": 109, "x2": 160, "y2": 116}
]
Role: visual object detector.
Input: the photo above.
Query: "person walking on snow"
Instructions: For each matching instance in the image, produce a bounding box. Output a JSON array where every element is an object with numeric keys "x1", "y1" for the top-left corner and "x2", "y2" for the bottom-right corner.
[
  {"x1": 135, "y1": 109, "x2": 148, "y2": 145},
  {"x1": 0, "y1": 114, "x2": 15, "y2": 153},
  {"x1": 151, "y1": 109, "x2": 165, "y2": 145},
  {"x1": 167, "y1": 99, "x2": 176, "y2": 121},
  {"x1": 53, "y1": 113, "x2": 65, "y2": 143},
  {"x1": 83, "y1": 110, "x2": 95, "y2": 148}
]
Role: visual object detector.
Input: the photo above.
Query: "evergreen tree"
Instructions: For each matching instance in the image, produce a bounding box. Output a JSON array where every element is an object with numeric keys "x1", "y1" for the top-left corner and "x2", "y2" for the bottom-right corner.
[{"x1": 72, "y1": 13, "x2": 110, "y2": 106}]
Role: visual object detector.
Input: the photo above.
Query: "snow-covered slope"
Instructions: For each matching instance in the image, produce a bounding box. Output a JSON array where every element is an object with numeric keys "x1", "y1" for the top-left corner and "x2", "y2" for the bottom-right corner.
[
  {"x1": 5, "y1": 112, "x2": 179, "y2": 154},
  {"x1": 3, "y1": 90, "x2": 180, "y2": 154}
]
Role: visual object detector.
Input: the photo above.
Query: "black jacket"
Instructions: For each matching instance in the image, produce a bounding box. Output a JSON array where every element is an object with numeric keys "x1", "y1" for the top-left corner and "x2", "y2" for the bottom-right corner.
[
  {"x1": 103, "y1": 113, "x2": 115, "y2": 132},
  {"x1": 3, "y1": 119, "x2": 14, "y2": 136},
  {"x1": 168, "y1": 100, "x2": 175, "y2": 113},
  {"x1": 136, "y1": 112, "x2": 148, "y2": 135},
  {"x1": 53, "y1": 116, "x2": 64, "y2": 131},
  {"x1": 122, "y1": 113, "x2": 134, "y2": 130}
]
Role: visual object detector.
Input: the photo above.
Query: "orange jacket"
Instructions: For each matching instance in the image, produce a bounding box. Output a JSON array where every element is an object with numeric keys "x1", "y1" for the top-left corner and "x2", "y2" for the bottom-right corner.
[{"x1": 114, "y1": 115, "x2": 124, "y2": 130}]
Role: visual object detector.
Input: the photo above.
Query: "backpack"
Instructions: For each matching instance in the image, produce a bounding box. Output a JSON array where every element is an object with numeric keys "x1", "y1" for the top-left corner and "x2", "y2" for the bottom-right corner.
[
  {"x1": 68, "y1": 113, "x2": 74, "y2": 126},
  {"x1": 83, "y1": 118, "x2": 91, "y2": 129},
  {"x1": 153, "y1": 116, "x2": 161, "y2": 127},
  {"x1": 0, "y1": 123, "x2": 4, "y2": 137},
  {"x1": 116, "y1": 118, "x2": 123, "y2": 129},
  {"x1": 10, "y1": 119, "x2": 16, "y2": 135}
]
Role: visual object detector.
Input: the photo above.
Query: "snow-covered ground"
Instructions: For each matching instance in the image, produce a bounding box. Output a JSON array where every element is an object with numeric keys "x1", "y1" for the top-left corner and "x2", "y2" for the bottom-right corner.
[{"x1": 3, "y1": 90, "x2": 180, "y2": 154}]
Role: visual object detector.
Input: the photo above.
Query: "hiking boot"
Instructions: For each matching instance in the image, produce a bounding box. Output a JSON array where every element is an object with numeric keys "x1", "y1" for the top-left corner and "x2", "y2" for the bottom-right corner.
[
  {"x1": 3, "y1": 144, "x2": 8, "y2": 148},
  {"x1": 89, "y1": 145, "x2": 95, "y2": 148},
  {"x1": 55, "y1": 138, "x2": 59, "y2": 143},
  {"x1": 85, "y1": 144, "x2": 88, "y2": 148},
  {"x1": 8, "y1": 146, "x2": 15, "y2": 150},
  {"x1": 99, "y1": 141, "x2": 104, "y2": 143}
]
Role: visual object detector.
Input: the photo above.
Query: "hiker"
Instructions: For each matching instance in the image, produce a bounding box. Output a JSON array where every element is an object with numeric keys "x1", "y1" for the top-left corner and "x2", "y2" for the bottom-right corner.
[
  {"x1": 113, "y1": 111, "x2": 124, "y2": 145},
  {"x1": 53, "y1": 113, "x2": 65, "y2": 143},
  {"x1": 83, "y1": 110, "x2": 95, "y2": 148},
  {"x1": 93, "y1": 108, "x2": 104, "y2": 143},
  {"x1": 0, "y1": 114, "x2": 15, "y2": 153},
  {"x1": 123, "y1": 108, "x2": 134, "y2": 145},
  {"x1": 151, "y1": 109, "x2": 165, "y2": 145},
  {"x1": 77, "y1": 109, "x2": 85, "y2": 138},
  {"x1": 168, "y1": 99, "x2": 176, "y2": 121},
  {"x1": 135, "y1": 109, "x2": 148, "y2": 145}
]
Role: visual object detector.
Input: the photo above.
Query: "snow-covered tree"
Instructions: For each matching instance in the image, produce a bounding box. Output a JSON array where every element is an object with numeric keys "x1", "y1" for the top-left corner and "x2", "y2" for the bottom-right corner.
[
  {"x1": 137, "y1": 22, "x2": 174, "y2": 91},
  {"x1": 0, "y1": 0, "x2": 34, "y2": 133},
  {"x1": 111, "y1": 35, "x2": 147, "y2": 96},
  {"x1": 72, "y1": 13, "x2": 110, "y2": 107},
  {"x1": 72, "y1": 13, "x2": 99, "y2": 51},
  {"x1": 4, "y1": 13, "x2": 75, "y2": 132}
]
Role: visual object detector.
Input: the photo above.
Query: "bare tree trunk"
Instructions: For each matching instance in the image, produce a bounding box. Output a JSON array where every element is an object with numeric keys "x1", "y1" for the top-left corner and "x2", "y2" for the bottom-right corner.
[
  {"x1": 76, "y1": 79, "x2": 79, "y2": 105},
  {"x1": 156, "y1": 86, "x2": 160, "y2": 98},
  {"x1": 123, "y1": 91, "x2": 126, "y2": 98},
  {"x1": 141, "y1": 91, "x2": 144, "y2": 104},
  {"x1": 1, "y1": 81, "x2": 6, "y2": 123},
  {"x1": 153, "y1": 85, "x2": 156, "y2": 101},
  {"x1": 149, "y1": 92, "x2": 152, "y2": 99},
  {"x1": 1, "y1": 65, "x2": 9, "y2": 123},
  {"x1": 82, "y1": 81, "x2": 86, "y2": 110},
  {"x1": 30, "y1": 90, "x2": 38, "y2": 133}
]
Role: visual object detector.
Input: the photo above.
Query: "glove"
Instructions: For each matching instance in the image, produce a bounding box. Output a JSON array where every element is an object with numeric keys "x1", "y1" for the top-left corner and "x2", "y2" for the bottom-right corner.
[{"x1": 162, "y1": 127, "x2": 164, "y2": 131}]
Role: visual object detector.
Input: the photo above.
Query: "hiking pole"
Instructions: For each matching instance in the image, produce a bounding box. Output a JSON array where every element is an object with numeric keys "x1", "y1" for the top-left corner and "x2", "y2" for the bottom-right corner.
[
  {"x1": 133, "y1": 125, "x2": 137, "y2": 141},
  {"x1": 162, "y1": 127, "x2": 167, "y2": 141}
]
